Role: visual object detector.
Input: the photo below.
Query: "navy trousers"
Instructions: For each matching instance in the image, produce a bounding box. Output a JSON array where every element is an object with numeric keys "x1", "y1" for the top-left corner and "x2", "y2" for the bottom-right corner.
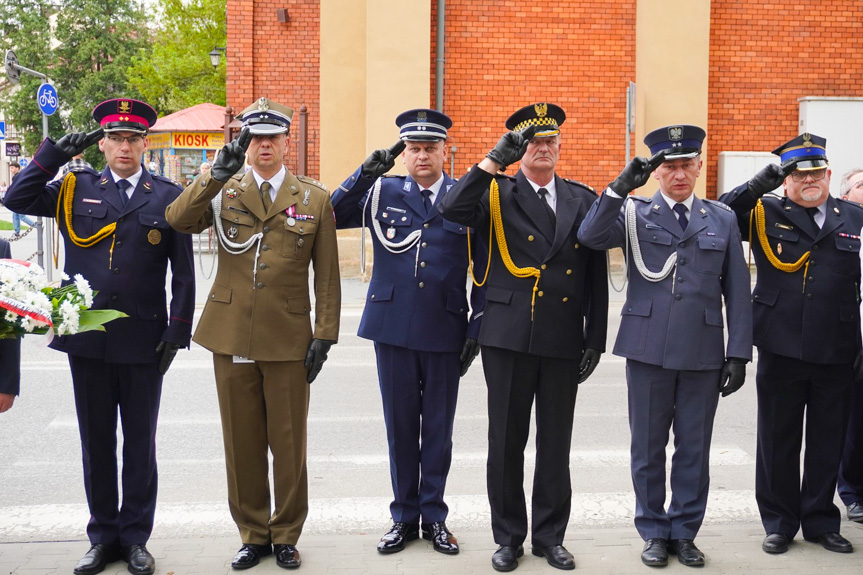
[
  {"x1": 755, "y1": 351, "x2": 853, "y2": 538},
  {"x1": 69, "y1": 355, "x2": 163, "y2": 546},
  {"x1": 626, "y1": 359, "x2": 720, "y2": 541},
  {"x1": 838, "y1": 369, "x2": 863, "y2": 507},
  {"x1": 374, "y1": 343, "x2": 460, "y2": 524}
]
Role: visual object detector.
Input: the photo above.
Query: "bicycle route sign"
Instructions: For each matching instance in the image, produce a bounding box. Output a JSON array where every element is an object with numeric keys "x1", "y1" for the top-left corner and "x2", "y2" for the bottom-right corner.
[{"x1": 37, "y1": 83, "x2": 58, "y2": 116}]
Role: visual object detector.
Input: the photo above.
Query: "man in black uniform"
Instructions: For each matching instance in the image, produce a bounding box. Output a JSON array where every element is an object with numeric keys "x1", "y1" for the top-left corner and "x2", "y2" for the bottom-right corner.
[
  {"x1": 0, "y1": 239, "x2": 21, "y2": 414},
  {"x1": 719, "y1": 134, "x2": 863, "y2": 555},
  {"x1": 4, "y1": 98, "x2": 195, "y2": 575},
  {"x1": 438, "y1": 103, "x2": 608, "y2": 572}
]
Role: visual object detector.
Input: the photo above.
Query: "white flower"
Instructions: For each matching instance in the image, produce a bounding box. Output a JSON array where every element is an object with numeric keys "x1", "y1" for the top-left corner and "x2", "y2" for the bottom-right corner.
[
  {"x1": 73, "y1": 274, "x2": 94, "y2": 308},
  {"x1": 57, "y1": 300, "x2": 80, "y2": 335}
]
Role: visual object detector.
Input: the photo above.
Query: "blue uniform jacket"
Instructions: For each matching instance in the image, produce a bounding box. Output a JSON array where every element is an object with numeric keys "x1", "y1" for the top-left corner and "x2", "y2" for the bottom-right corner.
[
  {"x1": 4, "y1": 139, "x2": 195, "y2": 363},
  {"x1": 578, "y1": 190, "x2": 752, "y2": 370},
  {"x1": 0, "y1": 239, "x2": 21, "y2": 396},
  {"x1": 719, "y1": 185, "x2": 863, "y2": 365},
  {"x1": 332, "y1": 166, "x2": 484, "y2": 353},
  {"x1": 438, "y1": 167, "x2": 608, "y2": 360}
]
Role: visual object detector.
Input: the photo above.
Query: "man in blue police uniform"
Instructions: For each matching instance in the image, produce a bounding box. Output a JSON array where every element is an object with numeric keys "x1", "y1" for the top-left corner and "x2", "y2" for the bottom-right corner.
[
  {"x1": 4, "y1": 98, "x2": 195, "y2": 575},
  {"x1": 720, "y1": 134, "x2": 863, "y2": 555},
  {"x1": 0, "y1": 238, "x2": 21, "y2": 414},
  {"x1": 439, "y1": 103, "x2": 608, "y2": 572},
  {"x1": 578, "y1": 125, "x2": 752, "y2": 568},
  {"x1": 331, "y1": 109, "x2": 484, "y2": 556}
]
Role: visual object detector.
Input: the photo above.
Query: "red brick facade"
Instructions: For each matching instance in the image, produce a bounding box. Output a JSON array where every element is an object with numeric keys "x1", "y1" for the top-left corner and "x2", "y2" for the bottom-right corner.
[{"x1": 227, "y1": 0, "x2": 321, "y2": 176}]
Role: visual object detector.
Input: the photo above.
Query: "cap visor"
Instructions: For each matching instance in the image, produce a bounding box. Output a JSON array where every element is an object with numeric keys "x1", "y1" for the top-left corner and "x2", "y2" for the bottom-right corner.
[
  {"x1": 247, "y1": 124, "x2": 288, "y2": 135},
  {"x1": 793, "y1": 159, "x2": 828, "y2": 170},
  {"x1": 663, "y1": 150, "x2": 700, "y2": 160}
]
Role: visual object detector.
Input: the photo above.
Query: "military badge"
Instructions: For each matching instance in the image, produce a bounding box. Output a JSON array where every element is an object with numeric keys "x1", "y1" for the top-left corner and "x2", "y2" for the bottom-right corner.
[
  {"x1": 382, "y1": 212, "x2": 389, "y2": 219},
  {"x1": 287, "y1": 217, "x2": 296, "y2": 227},
  {"x1": 534, "y1": 103, "x2": 548, "y2": 118},
  {"x1": 668, "y1": 126, "x2": 683, "y2": 140},
  {"x1": 226, "y1": 188, "x2": 237, "y2": 199},
  {"x1": 297, "y1": 238, "x2": 305, "y2": 247},
  {"x1": 143, "y1": 181, "x2": 151, "y2": 190},
  {"x1": 802, "y1": 133, "x2": 813, "y2": 149},
  {"x1": 387, "y1": 227, "x2": 396, "y2": 239},
  {"x1": 227, "y1": 226, "x2": 239, "y2": 239},
  {"x1": 777, "y1": 243, "x2": 783, "y2": 255},
  {"x1": 257, "y1": 97, "x2": 269, "y2": 112},
  {"x1": 303, "y1": 189, "x2": 311, "y2": 205},
  {"x1": 148, "y1": 229, "x2": 162, "y2": 245},
  {"x1": 403, "y1": 181, "x2": 411, "y2": 192},
  {"x1": 118, "y1": 100, "x2": 132, "y2": 114}
]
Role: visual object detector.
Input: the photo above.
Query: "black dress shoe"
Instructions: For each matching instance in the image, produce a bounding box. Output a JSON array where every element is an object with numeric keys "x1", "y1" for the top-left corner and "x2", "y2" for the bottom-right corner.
[
  {"x1": 492, "y1": 545, "x2": 524, "y2": 572},
  {"x1": 762, "y1": 533, "x2": 790, "y2": 554},
  {"x1": 123, "y1": 545, "x2": 155, "y2": 575},
  {"x1": 274, "y1": 544, "x2": 301, "y2": 569},
  {"x1": 421, "y1": 521, "x2": 459, "y2": 554},
  {"x1": 848, "y1": 501, "x2": 863, "y2": 523},
  {"x1": 531, "y1": 544, "x2": 575, "y2": 570},
  {"x1": 667, "y1": 539, "x2": 704, "y2": 567},
  {"x1": 805, "y1": 532, "x2": 853, "y2": 553},
  {"x1": 641, "y1": 538, "x2": 668, "y2": 566},
  {"x1": 376, "y1": 522, "x2": 419, "y2": 554},
  {"x1": 74, "y1": 544, "x2": 122, "y2": 575},
  {"x1": 231, "y1": 543, "x2": 272, "y2": 570}
]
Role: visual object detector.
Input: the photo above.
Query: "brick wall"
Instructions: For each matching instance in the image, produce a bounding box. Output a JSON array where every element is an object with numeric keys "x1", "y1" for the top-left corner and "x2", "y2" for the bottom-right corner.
[
  {"x1": 432, "y1": 1, "x2": 637, "y2": 190},
  {"x1": 708, "y1": 0, "x2": 863, "y2": 197},
  {"x1": 227, "y1": 0, "x2": 321, "y2": 177}
]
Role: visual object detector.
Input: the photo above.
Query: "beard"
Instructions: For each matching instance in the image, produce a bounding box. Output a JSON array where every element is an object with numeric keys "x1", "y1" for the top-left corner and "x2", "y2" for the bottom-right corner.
[{"x1": 800, "y1": 186, "x2": 824, "y2": 202}]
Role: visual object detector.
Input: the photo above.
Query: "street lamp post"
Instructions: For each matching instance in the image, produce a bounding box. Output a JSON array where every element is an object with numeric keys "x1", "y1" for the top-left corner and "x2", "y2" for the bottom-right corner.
[{"x1": 209, "y1": 46, "x2": 226, "y2": 68}]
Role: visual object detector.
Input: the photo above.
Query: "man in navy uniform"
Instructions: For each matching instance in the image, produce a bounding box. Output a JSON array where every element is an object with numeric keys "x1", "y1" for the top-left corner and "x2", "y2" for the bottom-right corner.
[
  {"x1": 439, "y1": 103, "x2": 608, "y2": 572},
  {"x1": 0, "y1": 238, "x2": 21, "y2": 414},
  {"x1": 720, "y1": 134, "x2": 863, "y2": 555},
  {"x1": 4, "y1": 98, "x2": 195, "y2": 575},
  {"x1": 331, "y1": 109, "x2": 484, "y2": 556},
  {"x1": 578, "y1": 125, "x2": 752, "y2": 568}
]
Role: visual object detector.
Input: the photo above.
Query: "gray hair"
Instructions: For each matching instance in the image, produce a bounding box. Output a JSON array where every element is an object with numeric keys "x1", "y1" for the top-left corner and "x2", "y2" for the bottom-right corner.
[{"x1": 839, "y1": 168, "x2": 863, "y2": 197}]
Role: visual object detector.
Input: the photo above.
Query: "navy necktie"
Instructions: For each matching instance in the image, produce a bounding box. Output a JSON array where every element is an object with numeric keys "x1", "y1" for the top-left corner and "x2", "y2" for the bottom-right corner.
[
  {"x1": 116, "y1": 179, "x2": 130, "y2": 207},
  {"x1": 672, "y1": 203, "x2": 688, "y2": 231},
  {"x1": 537, "y1": 187, "x2": 556, "y2": 225},
  {"x1": 421, "y1": 189, "x2": 432, "y2": 216}
]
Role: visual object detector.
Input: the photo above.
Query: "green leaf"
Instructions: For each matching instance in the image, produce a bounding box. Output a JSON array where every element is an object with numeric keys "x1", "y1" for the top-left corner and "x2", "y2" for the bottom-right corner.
[{"x1": 76, "y1": 309, "x2": 129, "y2": 334}]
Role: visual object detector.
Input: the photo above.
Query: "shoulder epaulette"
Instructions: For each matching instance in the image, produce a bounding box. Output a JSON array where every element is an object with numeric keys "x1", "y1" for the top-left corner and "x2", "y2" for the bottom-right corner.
[
  {"x1": 298, "y1": 174, "x2": 328, "y2": 192},
  {"x1": 563, "y1": 178, "x2": 595, "y2": 193},
  {"x1": 704, "y1": 198, "x2": 732, "y2": 211},
  {"x1": 75, "y1": 166, "x2": 100, "y2": 176},
  {"x1": 761, "y1": 192, "x2": 782, "y2": 200},
  {"x1": 380, "y1": 174, "x2": 404, "y2": 178},
  {"x1": 630, "y1": 194, "x2": 651, "y2": 202},
  {"x1": 496, "y1": 173, "x2": 517, "y2": 182},
  {"x1": 837, "y1": 197, "x2": 863, "y2": 210},
  {"x1": 152, "y1": 174, "x2": 184, "y2": 190}
]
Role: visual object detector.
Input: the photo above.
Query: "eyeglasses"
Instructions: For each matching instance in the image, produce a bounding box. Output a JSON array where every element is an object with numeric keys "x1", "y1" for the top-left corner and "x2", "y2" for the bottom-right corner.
[
  {"x1": 106, "y1": 135, "x2": 144, "y2": 146},
  {"x1": 790, "y1": 169, "x2": 827, "y2": 182}
]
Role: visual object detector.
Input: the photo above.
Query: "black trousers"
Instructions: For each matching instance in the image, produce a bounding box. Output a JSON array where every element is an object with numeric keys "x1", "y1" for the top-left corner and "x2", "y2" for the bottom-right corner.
[{"x1": 482, "y1": 345, "x2": 579, "y2": 547}]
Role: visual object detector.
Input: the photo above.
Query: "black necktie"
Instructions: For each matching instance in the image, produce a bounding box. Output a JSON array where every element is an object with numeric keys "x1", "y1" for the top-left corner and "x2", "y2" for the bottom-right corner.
[
  {"x1": 805, "y1": 207, "x2": 820, "y2": 233},
  {"x1": 672, "y1": 203, "x2": 688, "y2": 231},
  {"x1": 537, "y1": 187, "x2": 556, "y2": 226},
  {"x1": 116, "y1": 179, "x2": 130, "y2": 207},
  {"x1": 421, "y1": 189, "x2": 432, "y2": 217}
]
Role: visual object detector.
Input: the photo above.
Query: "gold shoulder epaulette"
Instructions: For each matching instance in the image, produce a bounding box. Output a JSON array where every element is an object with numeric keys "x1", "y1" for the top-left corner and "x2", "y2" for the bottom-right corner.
[{"x1": 298, "y1": 174, "x2": 328, "y2": 192}]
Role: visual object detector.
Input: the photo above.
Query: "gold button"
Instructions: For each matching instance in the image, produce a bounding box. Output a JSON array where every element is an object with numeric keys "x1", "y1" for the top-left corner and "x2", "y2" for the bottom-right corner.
[
  {"x1": 528, "y1": 235, "x2": 535, "y2": 242},
  {"x1": 420, "y1": 262, "x2": 427, "y2": 268},
  {"x1": 419, "y1": 282, "x2": 425, "y2": 288},
  {"x1": 538, "y1": 291, "x2": 544, "y2": 297},
  {"x1": 541, "y1": 264, "x2": 547, "y2": 270},
  {"x1": 574, "y1": 243, "x2": 580, "y2": 249},
  {"x1": 423, "y1": 223, "x2": 430, "y2": 229},
  {"x1": 566, "y1": 269, "x2": 572, "y2": 275},
  {"x1": 562, "y1": 297, "x2": 568, "y2": 302}
]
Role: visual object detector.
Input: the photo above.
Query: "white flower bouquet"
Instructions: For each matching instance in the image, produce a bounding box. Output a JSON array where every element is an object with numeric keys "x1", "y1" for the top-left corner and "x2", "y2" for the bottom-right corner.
[{"x1": 0, "y1": 259, "x2": 127, "y2": 340}]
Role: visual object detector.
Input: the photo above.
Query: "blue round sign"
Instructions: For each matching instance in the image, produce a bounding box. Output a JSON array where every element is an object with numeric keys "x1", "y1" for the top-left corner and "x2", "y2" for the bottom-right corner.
[
  {"x1": 37, "y1": 83, "x2": 58, "y2": 116},
  {"x1": 18, "y1": 158, "x2": 28, "y2": 168}
]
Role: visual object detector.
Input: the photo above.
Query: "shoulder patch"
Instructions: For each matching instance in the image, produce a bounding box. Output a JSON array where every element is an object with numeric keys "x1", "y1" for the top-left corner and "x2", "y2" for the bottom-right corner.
[
  {"x1": 562, "y1": 178, "x2": 595, "y2": 193},
  {"x1": 298, "y1": 174, "x2": 328, "y2": 192},
  {"x1": 704, "y1": 198, "x2": 732, "y2": 211}
]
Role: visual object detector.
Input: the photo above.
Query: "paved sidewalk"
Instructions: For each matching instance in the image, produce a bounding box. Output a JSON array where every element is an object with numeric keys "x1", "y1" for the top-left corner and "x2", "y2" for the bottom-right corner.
[{"x1": 2, "y1": 523, "x2": 863, "y2": 574}]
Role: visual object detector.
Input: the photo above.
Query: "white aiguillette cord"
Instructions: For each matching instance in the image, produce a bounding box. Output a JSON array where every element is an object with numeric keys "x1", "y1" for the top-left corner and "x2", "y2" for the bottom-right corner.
[
  {"x1": 624, "y1": 198, "x2": 678, "y2": 290},
  {"x1": 211, "y1": 192, "x2": 264, "y2": 287},
  {"x1": 361, "y1": 177, "x2": 423, "y2": 277}
]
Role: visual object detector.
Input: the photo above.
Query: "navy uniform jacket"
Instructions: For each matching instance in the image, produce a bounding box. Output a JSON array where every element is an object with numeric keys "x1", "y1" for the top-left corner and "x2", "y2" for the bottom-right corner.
[
  {"x1": 332, "y1": 166, "x2": 483, "y2": 353},
  {"x1": 4, "y1": 140, "x2": 195, "y2": 363},
  {"x1": 578, "y1": 190, "x2": 752, "y2": 369},
  {"x1": 0, "y1": 239, "x2": 21, "y2": 396},
  {"x1": 437, "y1": 167, "x2": 607, "y2": 360},
  {"x1": 719, "y1": 185, "x2": 863, "y2": 364}
]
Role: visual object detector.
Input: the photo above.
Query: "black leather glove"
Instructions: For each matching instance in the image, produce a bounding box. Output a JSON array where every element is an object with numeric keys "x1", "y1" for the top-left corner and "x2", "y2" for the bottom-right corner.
[
  {"x1": 609, "y1": 150, "x2": 666, "y2": 195},
  {"x1": 459, "y1": 338, "x2": 480, "y2": 376},
  {"x1": 304, "y1": 339, "x2": 335, "y2": 383},
  {"x1": 747, "y1": 163, "x2": 794, "y2": 197},
  {"x1": 578, "y1": 348, "x2": 602, "y2": 383},
  {"x1": 55, "y1": 128, "x2": 103, "y2": 158},
  {"x1": 719, "y1": 357, "x2": 747, "y2": 397},
  {"x1": 211, "y1": 128, "x2": 252, "y2": 182},
  {"x1": 361, "y1": 140, "x2": 406, "y2": 179},
  {"x1": 155, "y1": 340, "x2": 181, "y2": 375},
  {"x1": 486, "y1": 125, "x2": 536, "y2": 170}
]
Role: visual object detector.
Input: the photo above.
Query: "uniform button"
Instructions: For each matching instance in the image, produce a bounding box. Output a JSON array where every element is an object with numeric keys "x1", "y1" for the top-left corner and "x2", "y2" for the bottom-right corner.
[
  {"x1": 419, "y1": 282, "x2": 425, "y2": 288},
  {"x1": 753, "y1": 295, "x2": 760, "y2": 300},
  {"x1": 371, "y1": 294, "x2": 375, "y2": 300},
  {"x1": 808, "y1": 276, "x2": 814, "y2": 282},
  {"x1": 459, "y1": 308, "x2": 465, "y2": 313},
  {"x1": 678, "y1": 258, "x2": 686, "y2": 265},
  {"x1": 263, "y1": 226, "x2": 270, "y2": 233},
  {"x1": 574, "y1": 243, "x2": 580, "y2": 249},
  {"x1": 677, "y1": 276, "x2": 684, "y2": 282},
  {"x1": 566, "y1": 269, "x2": 572, "y2": 275},
  {"x1": 210, "y1": 294, "x2": 215, "y2": 299},
  {"x1": 256, "y1": 282, "x2": 264, "y2": 289},
  {"x1": 528, "y1": 235, "x2": 535, "y2": 242},
  {"x1": 152, "y1": 220, "x2": 158, "y2": 225},
  {"x1": 812, "y1": 244, "x2": 819, "y2": 250},
  {"x1": 261, "y1": 245, "x2": 269, "y2": 251},
  {"x1": 298, "y1": 238, "x2": 305, "y2": 247},
  {"x1": 113, "y1": 267, "x2": 120, "y2": 274},
  {"x1": 420, "y1": 261, "x2": 427, "y2": 268},
  {"x1": 118, "y1": 217, "x2": 125, "y2": 223},
  {"x1": 152, "y1": 314, "x2": 158, "y2": 319},
  {"x1": 652, "y1": 235, "x2": 657, "y2": 240},
  {"x1": 562, "y1": 297, "x2": 568, "y2": 302},
  {"x1": 538, "y1": 291, "x2": 544, "y2": 297},
  {"x1": 87, "y1": 209, "x2": 92, "y2": 214},
  {"x1": 421, "y1": 242, "x2": 427, "y2": 248},
  {"x1": 675, "y1": 294, "x2": 682, "y2": 300},
  {"x1": 679, "y1": 242, "x2": 686, "y2": 248},
  {"x1": 111, "y1": 295, "x2": 118, "y2": 301},
  {"x1": 260, "y1": 263, "x2": 268, "y2": 269},
  {"x1": 234, "y1": 217, "x2": 239, "y2": 223},
  {"x1": 541, "y1": 264, "x2": 547, "y2": 270},
  {"x1": 806, "y1": 293, "x2": 813, "y2": 299},
  {"x1": 712, "y1": 242, "x2": 716, "y2": 247},
  {"x1": 115, "y1": 240, "x2": 123, "y2": 247},
  {"x1": 423, "y1": 223, "x2": 430, "y2": 229}
]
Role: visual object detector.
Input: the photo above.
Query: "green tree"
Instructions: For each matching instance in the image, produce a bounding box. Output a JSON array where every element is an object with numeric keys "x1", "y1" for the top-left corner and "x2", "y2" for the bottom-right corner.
[{"x1": 127, "y1": 0, "x2": 226, "y2": 115}]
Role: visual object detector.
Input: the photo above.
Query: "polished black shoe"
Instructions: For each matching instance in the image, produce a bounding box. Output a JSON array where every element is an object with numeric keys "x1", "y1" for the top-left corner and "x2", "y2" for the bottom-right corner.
[
  {"x1": 231, "y1": 543, "x2": 272, "y2": 570},
  {"x1": 421, "y1": 521, "x2": 459, "y2": 554},
  {"x1": 667, "y1": 539, "x2": 704, "y2": 567},
  {"x1": 531, "y1": 544, "x2": 575, "y2": 570},
  {"x1": 762, "y1": 533, "x2": 790, "y2": 554},
  {"x1": 274, "y1": 544, "x2": 301, "y2": 569},
  {"x1": 123, "y1": 545, "x2": 155, "y2": 575},
  {"x1": 376, "y1": 522, "x2": 419, "y2": 554},
  {"x1": 848, "y1": 501, "x2": 863, "y2": 523},
  {"x1": 74, "y1": 544, "x2": 121, "y2": 575},
  {"x1": 492, "y1": 545, "x2": 524, "y2": 572},
  {"x1": 641, "y1": 538, "x2": 668, "y2": 567},
  {"x1": 805, "y1": 532, "x2": 853, "y2": 553}
]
